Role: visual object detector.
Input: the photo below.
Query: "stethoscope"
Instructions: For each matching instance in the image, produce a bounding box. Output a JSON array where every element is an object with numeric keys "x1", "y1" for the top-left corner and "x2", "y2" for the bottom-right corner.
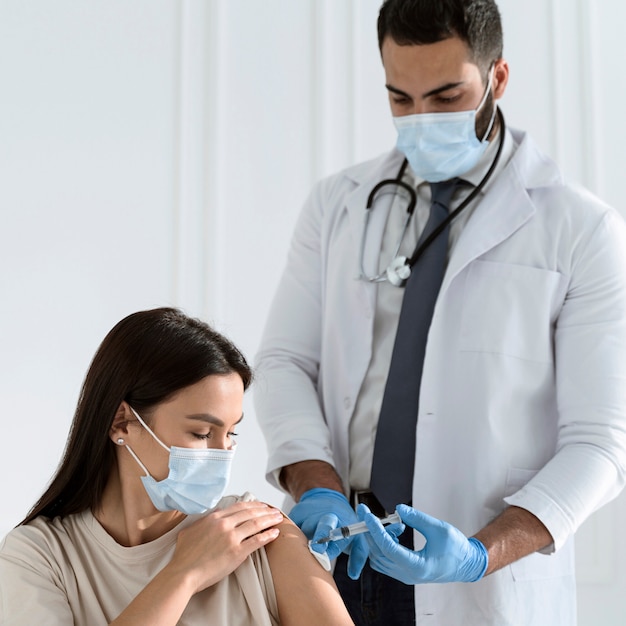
[{"x1": 358, "y1": 107, "x2": 506, "y2": 287}]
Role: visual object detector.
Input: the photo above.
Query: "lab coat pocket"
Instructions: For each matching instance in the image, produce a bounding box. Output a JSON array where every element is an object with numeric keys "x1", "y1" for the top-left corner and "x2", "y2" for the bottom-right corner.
[
  {"x1": 505, "y1": 467, "x2": 575, "y2": 581},
  {"x1": 459, "y1": 260, "x2": 565, "y2": 363}
]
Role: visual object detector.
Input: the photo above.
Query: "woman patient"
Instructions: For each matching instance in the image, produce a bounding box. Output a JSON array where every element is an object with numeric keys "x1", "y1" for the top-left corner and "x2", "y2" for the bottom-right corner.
[{"x1": 0, "y1": 307, "x2": 353, "y2": 625}]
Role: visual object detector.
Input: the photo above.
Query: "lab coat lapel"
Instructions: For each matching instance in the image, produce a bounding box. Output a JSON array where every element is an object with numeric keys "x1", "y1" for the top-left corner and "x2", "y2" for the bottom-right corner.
[
  {"x1": 441, "y1": 169, "x2": 533, "y2": 292},
  {"x1": 441, "y1": 133, "x2": 560, "y2": 293}
]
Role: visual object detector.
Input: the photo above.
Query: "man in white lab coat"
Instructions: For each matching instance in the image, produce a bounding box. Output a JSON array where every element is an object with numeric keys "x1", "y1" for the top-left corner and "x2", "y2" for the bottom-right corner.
[{"x1": 254, "y1": 0, "x2": 626, "y2": 624}]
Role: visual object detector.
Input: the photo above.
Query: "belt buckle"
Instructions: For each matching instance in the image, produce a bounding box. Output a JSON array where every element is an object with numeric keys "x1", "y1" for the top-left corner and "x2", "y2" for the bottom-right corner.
[
  {"x1": 352, "y1": 490, "x2": 387, "y2": 518},
  {"x1": 351, "y1": 489, "x2": 366, "y2": 510}
]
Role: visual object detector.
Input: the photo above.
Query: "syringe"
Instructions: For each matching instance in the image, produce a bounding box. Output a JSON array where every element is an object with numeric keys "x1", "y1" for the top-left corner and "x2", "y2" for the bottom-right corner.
[{"x1": 313, "y1": 512, "x2": 401, "y2": 543}]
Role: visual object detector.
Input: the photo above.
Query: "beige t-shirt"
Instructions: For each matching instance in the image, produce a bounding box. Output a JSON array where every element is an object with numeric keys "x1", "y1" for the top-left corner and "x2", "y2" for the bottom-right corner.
[{"x1": 0, "y1": 494, "x2": 279, "y2": 626}]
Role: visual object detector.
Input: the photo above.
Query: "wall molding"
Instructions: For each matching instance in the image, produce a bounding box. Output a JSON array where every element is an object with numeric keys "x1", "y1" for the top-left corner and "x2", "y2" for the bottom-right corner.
[
  {"x1": 173, "y1": 0, "x2": 222, "y2": 321},
  {"x1": 311, "y1": 0, "x2": 356, "y2": 182},
  {"x1": 577, "y1": 0, "x2": 604, "y2": 196},
  {"x1": 548, "y1": 0, "x2": 564, "y2": 166}
]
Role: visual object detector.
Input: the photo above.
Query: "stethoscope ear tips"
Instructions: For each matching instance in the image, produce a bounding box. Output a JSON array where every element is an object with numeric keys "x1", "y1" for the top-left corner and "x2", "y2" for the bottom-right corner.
[{"x1": 386, "y1": 256, "x2": 411, "y2": 287}]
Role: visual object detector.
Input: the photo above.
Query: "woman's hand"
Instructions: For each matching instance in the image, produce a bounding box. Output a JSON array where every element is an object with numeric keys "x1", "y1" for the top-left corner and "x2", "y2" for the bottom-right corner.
[
  {"x1": 110, "y1": 501, "x2": 284, "y2": 625},
  {"x1": 166, "y1": 500, "x2": 284, "y2": 594}
]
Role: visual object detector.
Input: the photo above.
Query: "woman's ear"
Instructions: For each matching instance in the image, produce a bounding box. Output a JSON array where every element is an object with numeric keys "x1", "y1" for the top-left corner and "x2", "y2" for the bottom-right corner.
[{"x1": 109, "y1": 401, "x2": 133, "y2": 445}]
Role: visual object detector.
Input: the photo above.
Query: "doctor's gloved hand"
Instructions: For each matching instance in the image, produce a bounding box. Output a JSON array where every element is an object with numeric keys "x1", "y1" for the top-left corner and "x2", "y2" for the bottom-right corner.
[
  {"x1": 357, "y1": 503, "x2": 488, "y2": 584},
  {"x1": 289, "y1": 488, "x2": 369, "y2": 578}
]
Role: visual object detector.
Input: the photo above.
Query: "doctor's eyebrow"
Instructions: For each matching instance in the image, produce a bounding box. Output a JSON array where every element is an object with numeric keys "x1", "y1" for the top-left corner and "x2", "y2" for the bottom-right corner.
[
  {"x1": 422, "y1": 81, "x2": 465, "y2": 98},
  {"x1": 185, "y1": 413, "x2": 244, "y2": 427},
  {"x1": 385, "y1": 82, "x2": 465, "y2": 100},
  {"x1": 385, "y1": 84, "x2": 412, "y2": 99}
]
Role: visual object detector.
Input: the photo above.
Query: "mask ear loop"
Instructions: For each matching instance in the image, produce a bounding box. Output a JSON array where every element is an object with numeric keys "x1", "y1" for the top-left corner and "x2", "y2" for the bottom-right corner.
[
  {"x1": 478, "y1": 65, "x2": 497, "y2": 142},
  {"x1": 121, "y1": 406, "x2": 171, "y2": 478},
  {"x1": 129, "y1": 406, "x2": 171, "y2": 452},
  {"x1": 122, "y1": 442, "x2": 152, "y2": 478}
]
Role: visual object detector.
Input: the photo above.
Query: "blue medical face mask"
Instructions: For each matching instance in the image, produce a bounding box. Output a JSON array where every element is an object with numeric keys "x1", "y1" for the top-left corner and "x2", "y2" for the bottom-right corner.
[
  {"x1": 122, "y1": 407, "x2": 235, "y2": 515},
  {"x1": 393, "y1": 68, "x2": 496, "y2": 183}
]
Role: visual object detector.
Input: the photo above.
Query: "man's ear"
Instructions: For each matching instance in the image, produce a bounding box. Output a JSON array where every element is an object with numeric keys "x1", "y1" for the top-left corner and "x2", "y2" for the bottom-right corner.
[{"x1": 492, "y1": 58, "x2": 509, "y2": 100}]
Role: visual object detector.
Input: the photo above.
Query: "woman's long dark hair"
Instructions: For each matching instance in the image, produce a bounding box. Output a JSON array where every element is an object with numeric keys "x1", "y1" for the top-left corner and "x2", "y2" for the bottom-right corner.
[{"x1": 20, "y1": 307, "x2": 252, "y2": 525}]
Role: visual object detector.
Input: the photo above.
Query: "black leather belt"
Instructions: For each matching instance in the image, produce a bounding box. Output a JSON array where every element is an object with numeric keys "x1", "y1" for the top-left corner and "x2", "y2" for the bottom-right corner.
[
  {"x1": 350, "y1": 490, "x2": 388, "y2": 518},
  {"x1": 350, "y1": 490, "x2": 414, "y2": 551}
]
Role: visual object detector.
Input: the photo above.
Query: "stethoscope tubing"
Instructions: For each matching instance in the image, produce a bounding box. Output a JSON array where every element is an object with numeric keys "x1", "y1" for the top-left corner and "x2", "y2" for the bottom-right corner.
[
  {"x1": 360, "y1": 107, "x2": 506, "y2": 285},
  {"x1": 406, "y1": 107, "x2": 506, "y2": 270}
]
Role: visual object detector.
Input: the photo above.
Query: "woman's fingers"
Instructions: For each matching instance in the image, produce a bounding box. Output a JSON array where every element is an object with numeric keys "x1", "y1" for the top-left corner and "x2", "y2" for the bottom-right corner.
[
  {"x1": 170, "y1": 501, "x2": 285, "y2": 593},
  {"x1": 198, "y1": 501, "x2": 285, "y2": 544}
]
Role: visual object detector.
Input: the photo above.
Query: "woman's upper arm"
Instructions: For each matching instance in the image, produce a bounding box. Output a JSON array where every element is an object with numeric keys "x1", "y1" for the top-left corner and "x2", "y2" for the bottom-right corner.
[
  {"x1": 264, "y1": 517, "x2": 354, "y2": 626},
  {"x1": 0, "y1": 537, "x2": 73, "y2": 625}
]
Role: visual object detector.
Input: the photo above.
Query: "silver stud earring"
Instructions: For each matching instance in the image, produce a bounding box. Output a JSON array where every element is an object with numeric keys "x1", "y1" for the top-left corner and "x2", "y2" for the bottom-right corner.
[{"x1": 116, "y1": 438, "x2": 125, "y2": 445}]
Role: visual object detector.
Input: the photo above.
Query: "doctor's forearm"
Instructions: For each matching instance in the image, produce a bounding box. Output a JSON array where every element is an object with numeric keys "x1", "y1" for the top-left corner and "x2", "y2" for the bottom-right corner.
[
  {"x1": 472, "y1": 505, "x2": 553, "y2": 575},
  {"x1": 280, "y1": 460, "x2": 345, "y2": 501}
]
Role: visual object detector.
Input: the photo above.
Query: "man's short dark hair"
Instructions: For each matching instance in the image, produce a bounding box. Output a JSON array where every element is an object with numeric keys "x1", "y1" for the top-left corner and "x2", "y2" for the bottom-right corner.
[{"x1": 377, "y1": 0, "x2": 503, "y2": 73}]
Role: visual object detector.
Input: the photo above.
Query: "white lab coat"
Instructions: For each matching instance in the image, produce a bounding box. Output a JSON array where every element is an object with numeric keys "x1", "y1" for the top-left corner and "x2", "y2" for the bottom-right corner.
[{"x1": 254, "y1": 128, "x2": 626, "y2": 625}]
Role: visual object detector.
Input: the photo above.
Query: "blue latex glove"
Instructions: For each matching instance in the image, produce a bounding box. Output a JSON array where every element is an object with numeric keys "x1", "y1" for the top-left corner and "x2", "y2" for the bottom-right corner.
[
  {"x1": 289, "y1": 488, "x2": 369, "y2": 578},
  {"x1": 357, "y1": 503, "x2": 488, "y2": 584}
]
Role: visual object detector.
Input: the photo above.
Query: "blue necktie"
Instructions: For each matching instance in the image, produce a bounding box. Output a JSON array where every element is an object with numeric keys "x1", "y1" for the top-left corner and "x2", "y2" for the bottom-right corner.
[{"x1": 370, "y1": 179, "x2": 461, "y2": 514}]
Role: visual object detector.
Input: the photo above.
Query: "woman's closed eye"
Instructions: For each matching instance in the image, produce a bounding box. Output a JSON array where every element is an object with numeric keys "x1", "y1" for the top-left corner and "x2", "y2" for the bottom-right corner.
[{"x1": 192, "y1": 431, "x2": 238, "y2": 441}]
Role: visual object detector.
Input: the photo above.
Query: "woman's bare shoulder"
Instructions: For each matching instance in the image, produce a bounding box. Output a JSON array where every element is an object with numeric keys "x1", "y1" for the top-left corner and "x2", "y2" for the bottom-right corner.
[{"x1": 263, "y1": 511, "x2": 354, "y2": 626}]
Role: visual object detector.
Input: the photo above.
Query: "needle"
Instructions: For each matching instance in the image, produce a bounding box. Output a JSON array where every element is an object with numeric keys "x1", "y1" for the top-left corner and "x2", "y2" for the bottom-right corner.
[{"x1": 313, "y1": 512, "x2": 401, "y2": 543}]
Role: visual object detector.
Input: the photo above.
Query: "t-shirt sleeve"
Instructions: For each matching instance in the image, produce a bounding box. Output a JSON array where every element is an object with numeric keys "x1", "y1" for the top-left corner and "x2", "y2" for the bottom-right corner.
[{"x1": 0, "y1": 529, "x2": 74, "y2": 625}]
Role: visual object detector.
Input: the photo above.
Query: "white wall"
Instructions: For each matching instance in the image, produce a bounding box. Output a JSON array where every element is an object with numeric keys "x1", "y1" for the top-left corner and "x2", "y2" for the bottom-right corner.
[
  {"x1": 0, "y1": 0, "x2": 181, "y2": 517},
  {"x1": 1, "y1": 0, "x2": 625, "y2": 622}
]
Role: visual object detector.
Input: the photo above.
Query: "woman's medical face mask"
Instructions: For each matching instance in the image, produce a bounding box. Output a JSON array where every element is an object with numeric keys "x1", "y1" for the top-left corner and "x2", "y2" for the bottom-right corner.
[
  {"x1": 393, "y1": 68, "x2": 496, "y2": 183},
  {"x1": 121, "y1": 407, "x2": 235, "y2": 515}
]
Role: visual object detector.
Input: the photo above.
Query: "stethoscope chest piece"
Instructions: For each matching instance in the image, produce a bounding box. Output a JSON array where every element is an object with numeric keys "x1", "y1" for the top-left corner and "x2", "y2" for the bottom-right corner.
[{"x1": 386, "y1": 256, "x2": 411, "y2": 287}]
